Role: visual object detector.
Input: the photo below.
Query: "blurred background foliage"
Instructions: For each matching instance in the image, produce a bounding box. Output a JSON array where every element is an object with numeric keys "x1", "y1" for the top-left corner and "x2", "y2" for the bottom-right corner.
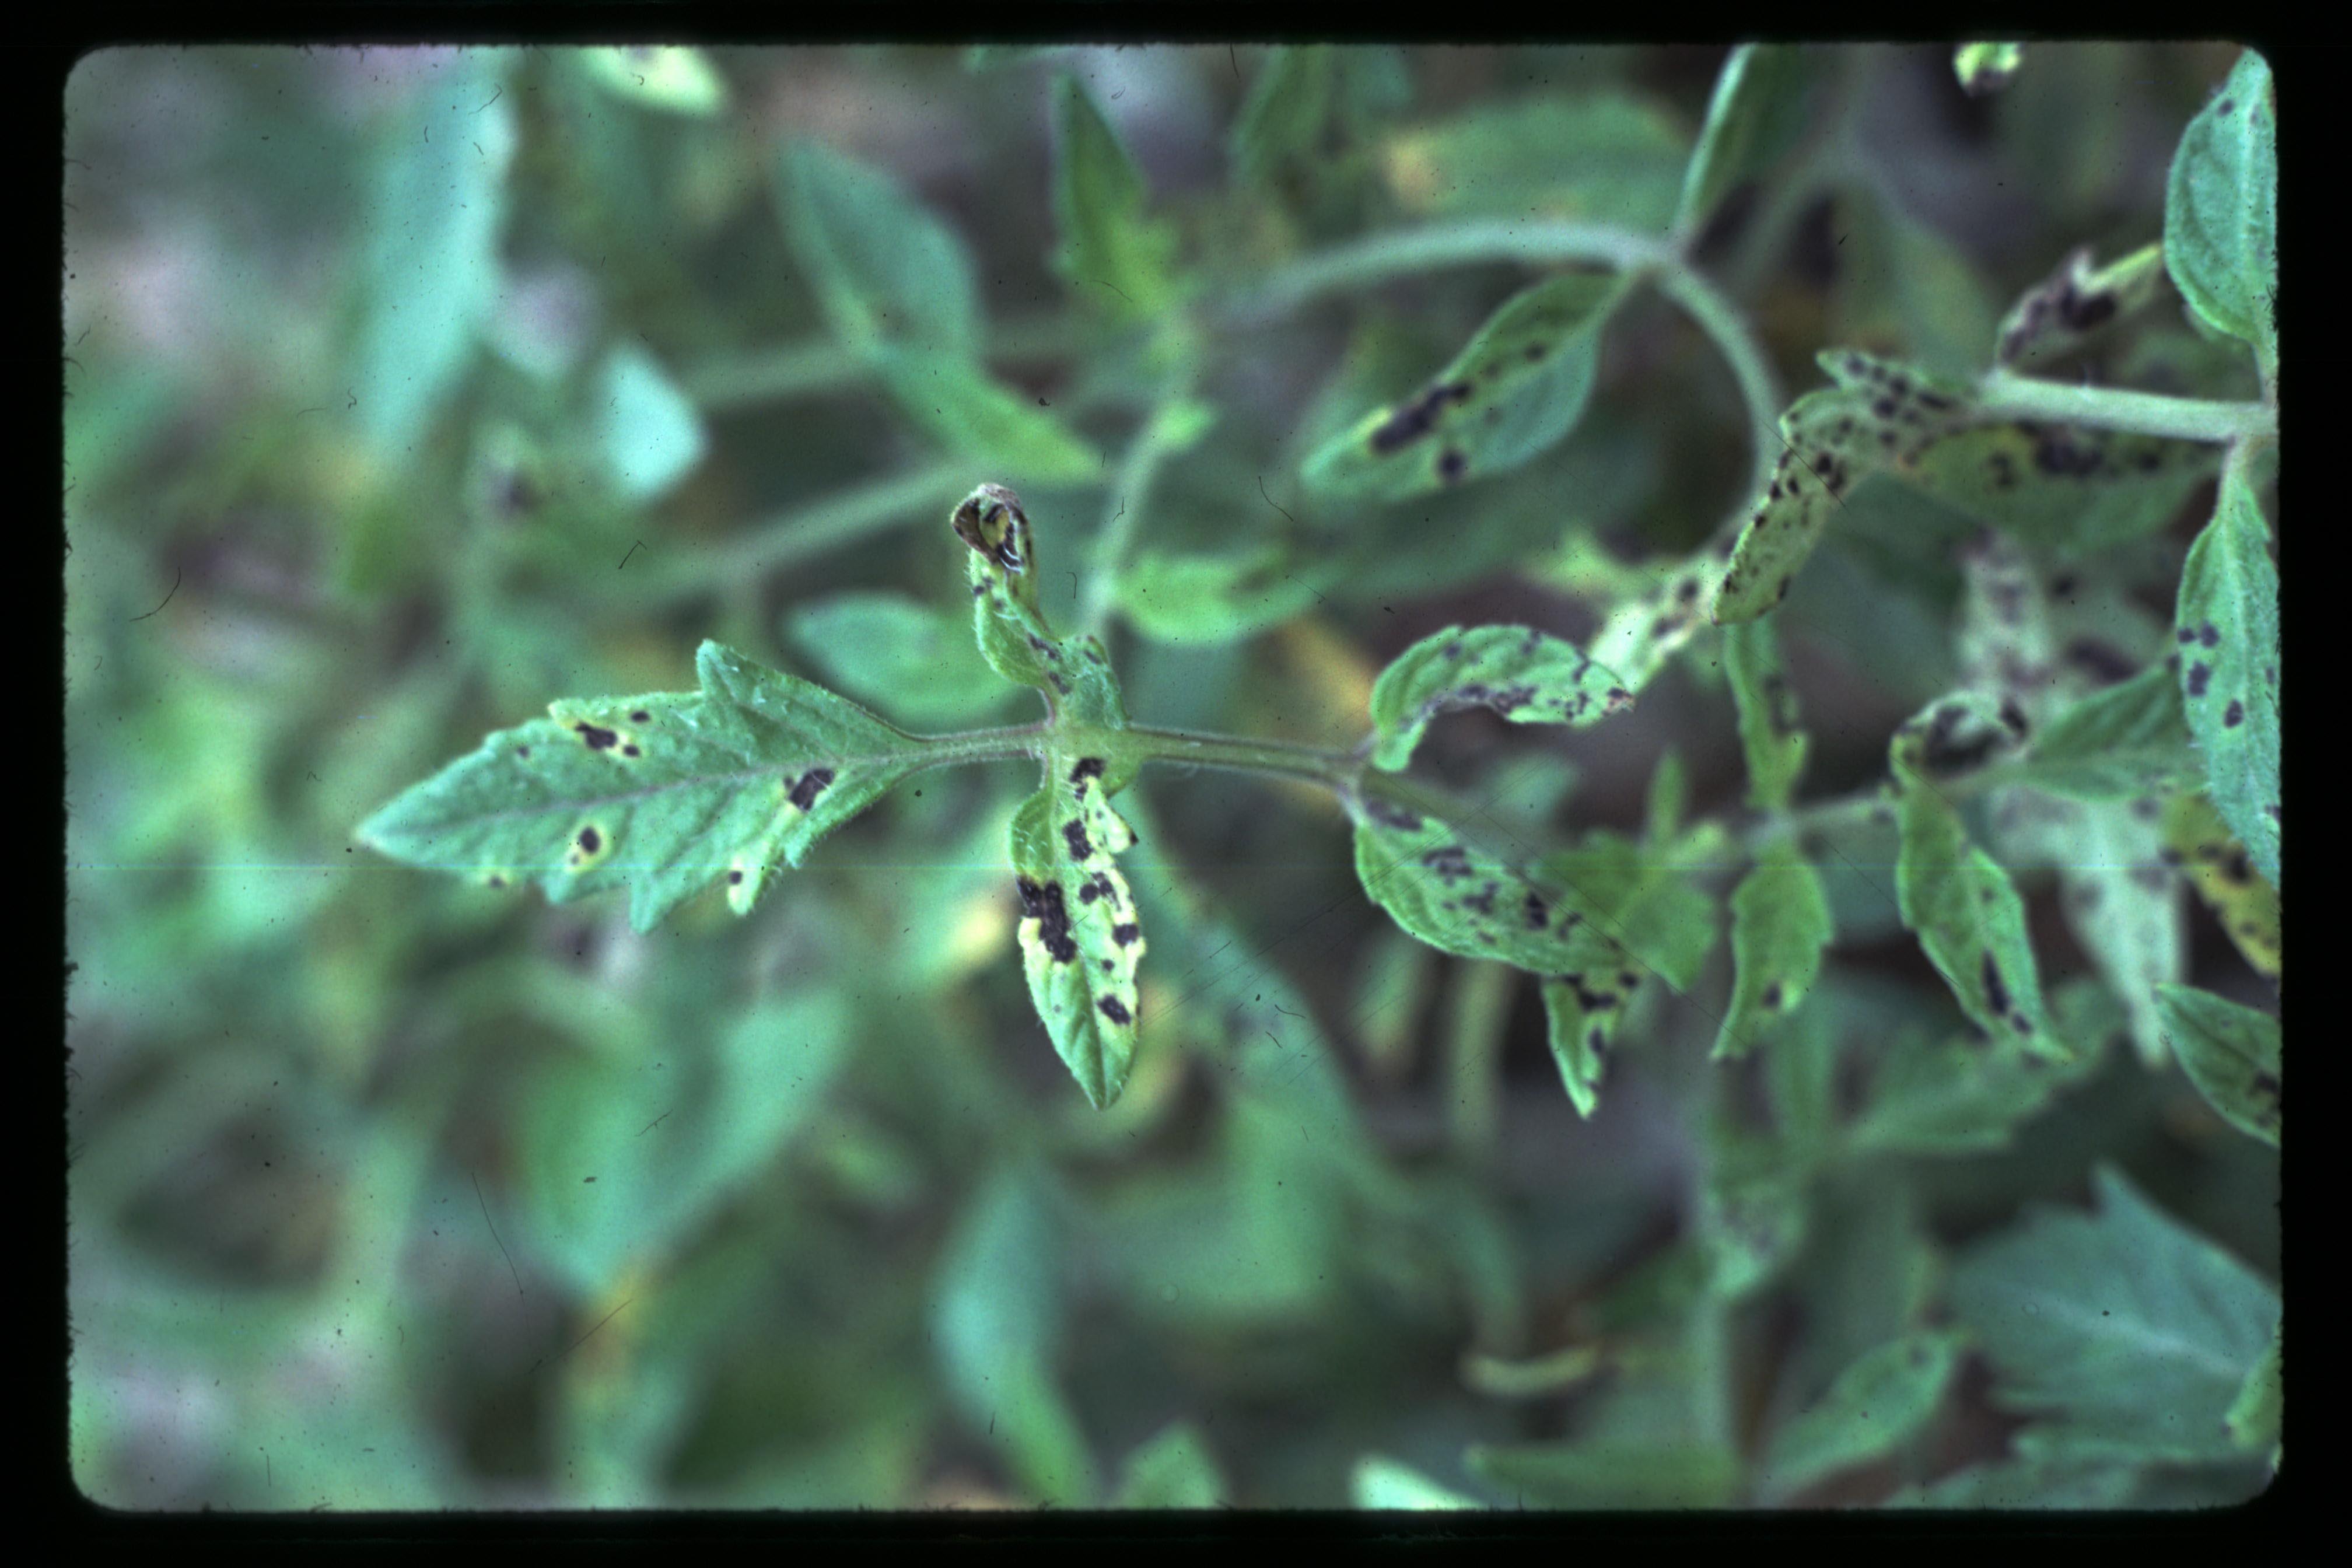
[{"x1": 65, "y1": 43, "x2": 2275, "y2": 1510}]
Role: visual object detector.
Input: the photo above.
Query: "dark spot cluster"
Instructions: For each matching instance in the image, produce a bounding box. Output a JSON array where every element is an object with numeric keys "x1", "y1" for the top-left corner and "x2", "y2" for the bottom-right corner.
[
  {"x1": 2031, "y1": 430, "x2": 2109, "y2": 478},
  {"x1": 1077, "y1": 869, "x2": 1116, "y2": 905},
  {"x1": 1556, "y1": 971, "x2": 1626, "y2": 1014},
  {"x1": 574, "y1": 722, "x2": 620, "y2": 751},
  {"x1": 1919, "y1": 702, "x2": 2006, "y2": 776},
  {"x1": 2186, "y1": 662, "x2": 2211, "y2": 698},
  {"x1": 1069, "y1": 756, "x2": 1106, "y2": 797},
  {"x1": 788, "y1": 767, "x2": 836, "y2": 810},
  {"x1": 1420, "y1": 844, "x2": 1475, "y2": 884},
  {"x1": 2064, "y1": 639, "x2": 2137, "y2": 685},
  {"x1": 1363, "y1": 796, "x2": 1423, "y2": 831},
  {"x1": 1016, "y1": 877, "x2": 1079, "y2": 963},
  {"x1": 1460, "y1": 882, "x2": 1499, "y2": 916},
  {"x1": 1368, "y1": 380, "x2": 1474, "y2": 454},
  {"x1": 1522, "y1": 890, "x2": 1549, "y2": 930}
]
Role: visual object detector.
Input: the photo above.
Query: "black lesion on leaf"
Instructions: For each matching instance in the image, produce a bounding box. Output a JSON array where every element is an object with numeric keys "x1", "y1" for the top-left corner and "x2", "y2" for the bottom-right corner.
[
  {"x1": 630, "y1": 709, "x2": 650, "y2": 723},
  {"x1": 577, "y1": 826, "x2": 601, "y2": 853},
  {"x1": 1760, "y1": 980, "x2": 1784, "y2": 1010},
  {"x1": 1069, "y1": 757, "x2": 1107, "y2": 798},
  {"x1": 1363, "y1": 796, "x2": 1423, "y2": 831},
  {"x1": 2186, "y1": 662, "x2": 2211, "y2": 698},
  {"x1": 1558, "y1": 972, "x2": 1621, "y2": 1013},
  {"x1": 788, "y1": 768, "x2": 836, "y2": 810},
  {"x1": 1523, "y1": 890, "x2": 1549, "y2": 930},
  {"x1": 1461, "y1": 882, "x2": 1499, "y2": 916},
  {"x1": 1016, "y1": 877, "x2": 1079, "y2": 963},
  {"x1": 2064, "y1": 639, "x2": 2138, "y2": 685},
  {"x1": 1112, "y1": 922, "x2": 1140, "y2": 946},
  {"x1": 2224, "y1": 699, "x2": 2245, "y2": 727},
  {"x1": 1098, "y1": 995, "x2": 1133, "y2": 1026},
  {"x1": 515, "y1": 746, "x2": 531, "y2": 759},
  {"x1": 574, "y1": 723, "x2": 620, "y2": 751},
  {"x1": 727, "y1": 870, "x2": 744, "y2": 885},
  {"x1": 1368, "y1": 380, "x2": 1474, "y2": 455},
  {"x1": 1980, "y1": 953, "x2": 2010, "y2": 1019},
  {"x1": 1420, "y1": 845, "x2": 1474, "y2": 884},
  {"x1": 1437, "y1": 447, "x2": 1468, "y2": 483},
  {"x1": 1063, "y1": 818, "x2": 1094, "y2": 861},
  {"x1": 1077, "y1": 870, "x2": 1115, "y2": 905}
]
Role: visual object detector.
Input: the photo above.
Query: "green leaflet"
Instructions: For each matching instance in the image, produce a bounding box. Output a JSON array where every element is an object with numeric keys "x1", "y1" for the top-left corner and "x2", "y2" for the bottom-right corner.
[
  {"x1": 1365, "y1": 623, "x2": 1634, "y2": 772},
  {"x1": 2154, "y1": 983, "x2": 2281, "y2": 1147},
  {"x1": 783, "y1": 590, "x2": 1021, "y2": 732},
  {"x1": 1382, "y1": 91, "x2": 1692, "y2": 233},
  {"x1": 596, "y1": 344, "x2": 707, "y2": 502},
  {"x1": 1828, "y1": 188, "x2": 2001, "y2": 381},
  {"x1": 1954, "y1": 43, "x2": 2024, "y2": 97},
  {"x1": 1889, "y1": 694, "x2": 2060, "y2": 1055},
  {"x1": 1713, "y1": 839, "x2": 1831, "y2": 1060},
  {"x1": 1584, "y1": 550, "x2": 1722, "y2": 695},
  {"x1": 2007, "y1": 662, "x2": 2196, "y2": 800},
  {"x1": 1723, "y1": 617, "x2": 1807, "y2": 810},
  {"x1": 1303, "y1": 272, "x2": 1627, "y2": 500},
  {"x1": 1710, "y1": 352, "x2": 1975, "y2": 624},
  {"x1": 357, "y1": 641, "x2": 936, "y2": 933},
  {"x1": 1051, "y1": 72, "x2": 1179, "y2": 322},
  {"x1": 1899, "y1": 421, "x2": 2216, "y2": 562},
  {"x1": 575, "y1": 46, "x2": 727, "y2": 116},
  {"x1": 1009, "y1": 759, "x2": 1147, "y2": 1111},
  {"x1": 1231, "y1": 46, "x2": 1336, "y2": 188},
  {"x1": 2163, "y1": 792, "x2": 2279, "y2": 981},
  {"x1": 1115, "y1": 546, "x2": 1336, "y2": 646},
  {"x1": 1949, "y1": 1166, "x2": 2279, "y2": 1467},
  {"x1": 2175, "y1": 461, "x2": 2281, "y2": 887},
  {"x1": 955, "y1": 485, "x2": 1130, "y2": 732},
  {"x1": 1351, "y1": 1457, "x2": 1482, "y2": 1511},
  {"x1": 1760, "y1": 1331, "x2": 1966, "y2": 1500},
  {"x1": 2164, "y1": 51, "x2": 2277, "y2": 372},
  {"x1": 2225, "y1": 1322, "x2": 2283, "y2": 1463},
  {"x1": 1349, "y1": 797, "x2": 1625, "y2": 976},
  {"x1": 776, "y1": 140, "x2": 981, "y2": 360},
  {"x1": 1535, "y1": 827, "x2": 1723, "y2": 1116},
  {"x1": 1674, "y1": 45, "x2": 1818, "y2": 240},
  {"x1": 1994, "y1": 243, "x2": 2168, "y2": 366},
  {"x1": 874, "y1": 346, "x2": 1097, "y2": 482},
  {"x1": 1847, "y1": 992, "x2": 2112, "y2": 1158}
]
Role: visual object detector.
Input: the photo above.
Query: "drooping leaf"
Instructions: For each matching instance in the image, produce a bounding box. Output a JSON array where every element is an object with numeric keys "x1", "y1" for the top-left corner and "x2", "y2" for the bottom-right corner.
[
  {"x1": 1051, "y1": 72, "x2": 1178, "y2": 321},
  {"x1": 1349, "y1": 796, "x2": 1623, "y2": 976},
  {"x1": 1364, "y1": 622, "x2": 1634, "y2": 772},
  {"x1": 2162, "y1": 792, "x2": 2279, "y2": 981},
  {"x1": 1888, "y1": 694, "x2": 2059, "y2": 1054},
  {"x1": 2164, "y1": 51, "x2": 2277, "y2": 371},
  {"x1": 1584, "y1": 550, "x2": 1723, "y2": 695},
  {"x1": 1713, "y1": 838, "x2": 1832, "y2": 1060},
  {"x1": 2153, "y1": 983, "x2": 2281, "y2": 1147},
  {"x1": 1723, "y1": 616, "x2": 1807, "y2": 810},
  {"x1": 1994, "y1": 242, "x2": 2168, "y2": 365},
  {"x1": 777, "y1": 139, "x2": 981, "y2": 360},
  {"x1": 1710, "y1": 352, "x2": 1975, "y2": 624},
  {"x1": 1949, "y1": 1166, "x2": 2280, "y2": 1466},
  {"x1": 783, "y1": 590, "x2": 1021, "y2": 731},
  {"x1": 1675, "y1": 44, "x2": 1818, "y2": 239},
  {"x1": 357, "y1": 640, "x2": 938, "y2": 932},
  {"x1": 1759, "y1": 1330, "x2": 1965, "y2": 1500},
  {"x1": 2175, "y1": 460, "x2": 2281, "y2": 886},
  {"x1": 1303, "y1": 271, "x2": 1628, "y2": 499},
  {"x1": 1382, "y1": 91, "x2": 1690, "y2": 233},
  {"x1": 1847, "y1": 1013, "x2": 2108, "y2": 1158}
]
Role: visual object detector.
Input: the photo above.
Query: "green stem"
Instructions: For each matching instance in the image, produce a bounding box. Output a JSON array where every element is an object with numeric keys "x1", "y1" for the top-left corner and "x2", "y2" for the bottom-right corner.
[
  {"x1": 646, "y1": 461, "x2": 974, "y2": 604},
  {"x1": 1974, "y1": 369, "x2": 2276, "y2": 444},
  {"x1": 684, "y1": 314, "x2": 1080, "y2": 411}
]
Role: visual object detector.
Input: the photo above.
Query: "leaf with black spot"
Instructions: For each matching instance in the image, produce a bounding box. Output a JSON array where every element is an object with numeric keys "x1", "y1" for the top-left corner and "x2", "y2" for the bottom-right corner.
[
  {"x1": 1711, "y1": 352, "x2": 1975, "y2": 624},
  {"x1": 2175, "y1": 461, "x2": 2280, "y2": 886},
  {"x1": 1713, "y1": 838, "x2": 1831, "y2": 1060},
  {"x1": 358, "y1": 640, "x2": 939, "y2": 931},
  {"x1": 1366, "y1": 624, "x2": 1633, "y2": 772},
  {"x1": 2154, "y1": 983, "x2": 2280, "y2": 1148},
  {"x1": 955, "y1": 484, "x2": 1130, "y2": 732},
  {"x1": 1303, "y1": 271, "x2": 1628, "y2": 501},
  {"x1": 1007, "y1": 752, "x2": 1147, "y2": 1109}
]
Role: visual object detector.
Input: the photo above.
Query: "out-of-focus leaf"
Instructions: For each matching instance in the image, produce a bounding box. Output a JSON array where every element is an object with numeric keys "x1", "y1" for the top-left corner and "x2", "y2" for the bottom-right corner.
[
  {"x1": 1954, "y1": 43, "x2": 2024, "y2": 97},
  {"x1": 1948, "y1": 1166, "x2": 2279, "y2": 1465},
  {"x1": 1759, "y1": 1330, "x2": 1965, "y2": 1499},
  {"x1": 1352, "y1": 1455, "x2": 1482, "y2": 1509},
  {"x1": 1051, "y1": 72, "x2": 1179, "y2": 321},
  {"x1": 1714, "y1": 838, "x2": 1831, "y2": 1060},
  {"x1": 1676, "y1": 45, "x2": 1818, "y2": 239},
  {"x1": 1111, "y1": 1423, "x2": 1225, "y2": 1508},
  {"x1": 1115, "y1": 546, "x2": 1336, "y2": 646},
  {"x1": 2163, "y1": 791, "x2": 2280, "y2": 980},
  {"x1": 2154, "y1": 983, "x2": 2281, "y2": 1147},
  {"x1": 776, "y1": 139, "x2": 981, "y2": 360},
  {"x1": 1724, "y1": 617, "x2": 1807, "y2": 811},
  {"x1": 355, "y1": 52, "x2": 516, "y2": 457},
  {"x1": 784, "y1": 591, "x2": 1020, "y2": 731},
  {"x1": 576, "y1": 46, "x2": 728, "y2": 116},
  {"x1": 1465, "y1": 1439, "x2": 1741, "y2": 1508},
  {"x1": 597, "y1": 343, "x2": 707, "y2": 501},
  {"x1": 1994, "y1": 242, "x2": 2168, "y2": 366},
  {"x1": 1384, "y1": 91, "x2": 1689, "y2": 232},
  {"x1": 2165, "y1": 51, "x2": 2277, "y2": 370},
  {"x1": 874, "y1": 346, "x2": 1097, "y2": 482}
]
